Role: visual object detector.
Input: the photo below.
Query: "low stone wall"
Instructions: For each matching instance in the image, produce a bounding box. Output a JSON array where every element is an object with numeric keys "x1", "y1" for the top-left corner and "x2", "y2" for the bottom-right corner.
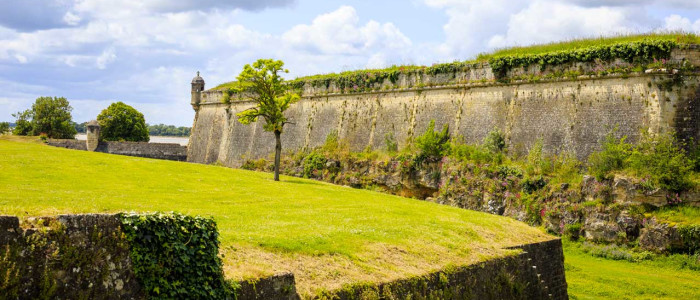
[
  {"x1": 320, "y1": 239, "x2": 567, "y2": 300},
  {"x1": 1, "y1": 213, "x2": 568, "y2": 299},
  {"x1": 47, "y1": 139, "x2": 187, "y2": 161},
  {"x1": 0, "y1": 214, "x2": 142, "y2": 299}
]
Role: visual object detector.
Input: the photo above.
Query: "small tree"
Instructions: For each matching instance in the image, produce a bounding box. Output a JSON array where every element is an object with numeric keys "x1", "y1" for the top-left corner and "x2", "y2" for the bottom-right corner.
[
  {"x1": 31, "y1": 97, "x2": 77, "y2": 138},
  {"x1": 97, "y1": 102, "x2": 149, "y2": 142},
  {"x1": 11, "y1": 97, "x2": 77, "y2": 138},
  {"x1": 11, "y1": 110, "x2": 33, "y2": 136},
  {"x1": 0, "y1": 122, "x2": 10, "y2": 134},
  {"x1": 234, "y1": 59, "x2": 300, "y2": 181},
  {"x1": 414, "y1": 120, "x2": 450, "y2": 162}
]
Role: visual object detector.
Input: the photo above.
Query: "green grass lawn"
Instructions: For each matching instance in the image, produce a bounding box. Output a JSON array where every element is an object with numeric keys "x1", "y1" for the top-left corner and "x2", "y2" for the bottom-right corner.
[
  {"x1": 0, "y1": 137, "x2": 552, "y2": 297},
  {"x1": 564, "y1": 240, "x2": 700, "y2": 300}
]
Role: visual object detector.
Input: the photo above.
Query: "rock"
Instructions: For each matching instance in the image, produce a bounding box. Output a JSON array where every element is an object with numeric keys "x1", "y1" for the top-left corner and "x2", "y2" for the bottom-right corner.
[
  {"x1": 615, "y1": 210, "x2": 640, "y2": 240},
  {"x1": 639, "y1": 219, "x2": 683, "y2": 253},
  {"x1": 584, "y1": 212, "x2": 621, "y2": 243}
]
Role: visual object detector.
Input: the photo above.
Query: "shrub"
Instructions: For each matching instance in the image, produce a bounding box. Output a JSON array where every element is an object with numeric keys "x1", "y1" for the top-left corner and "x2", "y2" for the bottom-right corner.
[
  {"x1": 0, "y1": 122, "x2": 9, "y2": 134},
  {"x1": 628, "y1": 132, "x2": 693, "y2": 192},
  {"x1": 414, "y1": 120, "x2": 450, "y2": 162},
  {"x1": 322, "y1": 130, "x2": 340, "y2": 152},
  {"x1": 303, "y1": 151, "x2": 327, "y2": 178},
  {"x1": 483, "y1": 129, "x2": 507, "y2": 153},
  {"x1": 384, "y1": 132, "x2": 398, "y2": 153},
  {"x1": 564, "y1": 223, "x2": 583, "y2": 240},
  {"x1": 522, "y1": 175, "x2": 547, "y2": 193},
  {"x1": 11, "y1": 110, "x2": 33, "y2": 136},
  {"x1": 450, "y1": 136, "x2": 497, "y2": 164},
  {"x1": 587, "y1": 132, "x2": 632, "y2": 180},
  {"x1": 97, "y1": 102, "x2": 150, "y2": 142}
]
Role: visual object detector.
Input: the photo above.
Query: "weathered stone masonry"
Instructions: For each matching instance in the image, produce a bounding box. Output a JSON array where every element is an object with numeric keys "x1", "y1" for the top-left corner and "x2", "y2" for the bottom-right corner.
[
  {"x1": 0, "y1": 214, "x2": 567, "y2": 299},
  {"x1": 47, "y1": 139, "x2": 188, "y2": 161},
  {"x1": 188, "y1": 47, "x2": 700, "y2": 167}
]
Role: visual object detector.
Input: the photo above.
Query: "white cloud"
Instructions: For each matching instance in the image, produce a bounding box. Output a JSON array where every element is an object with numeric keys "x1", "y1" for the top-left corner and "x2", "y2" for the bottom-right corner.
[
  {"x1": 96, "y1": 47, "x2": 116, "y2": 69},
  {"x1": 282, "y1": 6, "x2": 411, "y2": 55},
  {"x1": 63, "y1": 11, "x2": 82, "y2": 26},
  {"x1": 488, "y1": 1, "x2": 650, "y2": 49},
  {"x1": 663, "y1": 15, "x2": 700, "y2": 32}
]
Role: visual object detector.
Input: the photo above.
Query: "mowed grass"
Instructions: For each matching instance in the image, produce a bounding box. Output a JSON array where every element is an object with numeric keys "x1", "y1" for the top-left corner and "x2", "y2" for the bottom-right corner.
[
  {"x1": 0, "y1": 137, "x2": 552, "y2": 297},
  {"x1": 564, "y1": 241, "x2": 700, "y2": 300}
]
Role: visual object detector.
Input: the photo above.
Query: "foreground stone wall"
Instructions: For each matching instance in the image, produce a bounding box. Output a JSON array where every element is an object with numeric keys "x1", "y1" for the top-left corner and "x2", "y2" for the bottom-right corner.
[
  {"x1": 47, "y1": 139, "x2": 187, "y2": 161},
  {"x1": 0, "y1": 214, "x2": 142, "y2": 299},
  {"x1": 189, "y1": 60, "x2": 700, "y2": 167},
  {"x1": 1, "y1": 214, "x2": 567, "y2": 299},
  {"x1": 321, "y1": 239, "x2": 567, "y2": 300}
]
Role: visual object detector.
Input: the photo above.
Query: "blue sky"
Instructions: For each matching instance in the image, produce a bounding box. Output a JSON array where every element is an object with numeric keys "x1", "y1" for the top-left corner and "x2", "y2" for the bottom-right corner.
[{"x1": 1, "y1": 0, "x2": 700, "y2": 126}]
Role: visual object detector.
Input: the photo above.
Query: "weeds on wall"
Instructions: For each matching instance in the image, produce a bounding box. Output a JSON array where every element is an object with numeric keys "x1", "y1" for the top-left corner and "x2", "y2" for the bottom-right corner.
[
  {"x1": 119, "y1": 212, "x2": 233, "y2": 299},
  {"x1": 588, "y1": 130, "x2": 695, "y2": 192},
  {"x1": 489, "y1": 40, "x2": 678, "y2": 78}
]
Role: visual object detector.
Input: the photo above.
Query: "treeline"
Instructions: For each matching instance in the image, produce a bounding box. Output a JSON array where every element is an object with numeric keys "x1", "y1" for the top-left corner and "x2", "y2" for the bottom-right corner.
[{"x1": 74, "y1": 122, "x2": 190, "y2": 137}]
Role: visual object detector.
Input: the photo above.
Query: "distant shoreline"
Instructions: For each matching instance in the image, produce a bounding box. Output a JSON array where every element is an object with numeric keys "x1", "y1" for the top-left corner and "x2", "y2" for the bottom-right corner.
[{"x1": 75, "y1": 134, "x2": 189, "y2": 146}]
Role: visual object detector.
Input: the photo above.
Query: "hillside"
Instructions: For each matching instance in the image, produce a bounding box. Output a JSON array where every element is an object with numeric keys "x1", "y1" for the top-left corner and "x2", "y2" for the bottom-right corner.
[{"x1": 0, "y1": 136, "x2": 553, "y2": 297}]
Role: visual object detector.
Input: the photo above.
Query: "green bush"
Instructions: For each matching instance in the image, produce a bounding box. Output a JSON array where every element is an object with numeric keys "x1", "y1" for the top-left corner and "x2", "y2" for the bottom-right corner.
[
  {"x1": 97, "y1": 102, "x2": 150, "y2": 142},
  {"x1": 587, "y1": 132, "x2": 632, "y2": 180},
  {"x1": 11, "y1": 110, "x2": 33, "y2": 136},
  {"x1": 384, "y1": 132, "x2": 398, "y2": 153},
  {"x1": 414, "y1": 120, "x2": 450, "y2": 162},
  {"x1": 119, "y1": 212, "x2": 232, "y2": 299},
  {"x1": 303, "y1": 151, "x2": 327, "y2": 178},
  {"x1": 483, "y1": 129, "x2": 506, "y2": 153},
  {"x1": 628, "y1": 132, "x2": 693, "y2": 192},
  {"x1": 564, "y1": 223, "x2": 583, "y2": 240},
  {"x1": 450, "y1": 137, "x2": 497, "y2": 164},
  {"x1": 322, "y1": 130, "x2": 340, "y2": 152},
  {"x1": 678, "y1": 224, "x2": 700, "y2": 254},
  {"x1": 0, "y1": 122, "x2": 9, "y2": 134}
]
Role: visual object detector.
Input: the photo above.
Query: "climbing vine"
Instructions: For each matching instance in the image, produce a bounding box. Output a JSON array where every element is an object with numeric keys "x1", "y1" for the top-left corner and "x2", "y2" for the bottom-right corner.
[
  {"x1": 488, "y1": 40, "x2": 678, "y2": 78},
  {"x1": 119, "y1": 212, "x2": 233, "y2": 299}
]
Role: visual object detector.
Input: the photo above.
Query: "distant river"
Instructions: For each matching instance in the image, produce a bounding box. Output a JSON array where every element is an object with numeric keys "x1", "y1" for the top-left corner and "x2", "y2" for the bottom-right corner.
[{"x1": 75, "y1": 134, "x2": 189, "y2": 146}]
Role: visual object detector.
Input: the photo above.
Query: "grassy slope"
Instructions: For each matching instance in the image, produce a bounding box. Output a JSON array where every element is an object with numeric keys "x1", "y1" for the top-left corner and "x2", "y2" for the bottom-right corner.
[
  {"x1": 564, "y1": 241, "x2": 700, "y2": 300},
  {"x1": 214, "y1": 32, "x2": 699, "y2": 90},
  {"x1": 0, "y1": 137, "x2": 551, "y2": 297}
]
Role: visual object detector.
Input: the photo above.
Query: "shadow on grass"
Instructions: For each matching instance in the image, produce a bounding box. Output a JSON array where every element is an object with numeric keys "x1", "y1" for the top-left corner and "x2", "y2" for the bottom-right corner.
[{"x1": 284, "y1": 178, "x2": 326, "y2": 186}]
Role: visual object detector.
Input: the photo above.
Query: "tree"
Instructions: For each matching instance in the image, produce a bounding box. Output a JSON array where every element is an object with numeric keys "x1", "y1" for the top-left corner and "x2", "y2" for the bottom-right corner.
[
  {"x1": 12, "y1": 97, "x2": 77, "y2": 138},
  {"x1": 97, "y1": 102, "x2": 149, "y2": 142},
  {"x1": 0, "y1": 122, "x2": 9, "y2": 134},
  {"x1": 234, "y1": 59, "x2": 300, "y2": 181},
  {"x1": 11, "y1": 110, "x2": 33, "y2": 136}
]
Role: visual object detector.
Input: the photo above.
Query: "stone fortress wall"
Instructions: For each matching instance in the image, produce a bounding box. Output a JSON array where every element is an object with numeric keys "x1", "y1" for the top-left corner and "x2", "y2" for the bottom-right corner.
[{"x1": 187, "y1": 47, "x2": 700, "y2": 167}]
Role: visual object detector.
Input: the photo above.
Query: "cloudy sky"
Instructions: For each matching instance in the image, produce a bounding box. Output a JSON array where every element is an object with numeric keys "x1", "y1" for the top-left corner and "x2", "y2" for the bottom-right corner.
[{"x1": 1, "y1": 0, "x2": 700, "y2": 126}]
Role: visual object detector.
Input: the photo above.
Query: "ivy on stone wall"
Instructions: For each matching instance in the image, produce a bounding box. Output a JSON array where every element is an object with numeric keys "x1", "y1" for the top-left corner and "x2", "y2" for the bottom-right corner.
[
  {"x1": 488, "y1": 40, "x2": 678, "y2": 78},
  {"x1": 119, "y1": 212, "x2": 233, "y2": 299}
]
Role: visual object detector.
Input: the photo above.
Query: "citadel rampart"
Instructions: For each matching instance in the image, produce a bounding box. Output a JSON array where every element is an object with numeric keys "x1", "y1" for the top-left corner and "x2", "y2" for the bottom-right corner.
[{"x1": 188, "y1": 46, "x2": 700, "y2": 167}]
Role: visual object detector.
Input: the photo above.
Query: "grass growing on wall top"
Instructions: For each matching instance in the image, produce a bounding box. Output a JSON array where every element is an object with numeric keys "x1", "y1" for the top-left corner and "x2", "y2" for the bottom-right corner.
[
  {"x1": 0, "y1": 136, "x2": 552, "y2": 297},
  {"x1": 476, "y1": 31, "x2": 700, "y2": 61},
  {"x1": 213, "y1": 32, "x2": 699, "y2": 91}
]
